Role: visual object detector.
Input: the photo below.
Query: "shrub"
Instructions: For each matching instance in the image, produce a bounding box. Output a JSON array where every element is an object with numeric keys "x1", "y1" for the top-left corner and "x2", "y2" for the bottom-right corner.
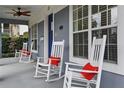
[{"x1": 2, "y1": 37, "x2": 28, "y2": 57}]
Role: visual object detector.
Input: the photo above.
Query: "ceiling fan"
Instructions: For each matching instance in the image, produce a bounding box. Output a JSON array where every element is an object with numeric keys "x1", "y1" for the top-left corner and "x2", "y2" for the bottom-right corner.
[{"x1": 6, "y1": 7, "x2": 31, "y2": 16}]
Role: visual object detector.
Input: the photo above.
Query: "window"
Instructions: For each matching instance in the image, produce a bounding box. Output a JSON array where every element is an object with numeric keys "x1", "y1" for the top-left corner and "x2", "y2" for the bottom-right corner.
[
  {"x1": 92, "y1": 27, "x2": 117, "y2": 64},
  {"x1": 31, "y1": 24, "x2": 38, "y2": 52},
  {"x1": 72, "y1": 5, "x2": 117, "y2": 64},
  {"x1": 73, "y1": 5, "x2": 88, "y2": 58},
  {"x1": 91, "y1": 5, "x2": 117, "y2": 64}
]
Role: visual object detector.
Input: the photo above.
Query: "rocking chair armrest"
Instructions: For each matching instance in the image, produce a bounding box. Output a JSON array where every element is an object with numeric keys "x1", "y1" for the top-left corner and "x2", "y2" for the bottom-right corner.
[
  {"x1": 49, "y1": 58, "x2": 60, "y2": 61},
  {"x1": 37, "y1": 57, "x2": 44, "y2": 59},
  {"x1": 68, "y1": 68, "x2": 98, "y2": 74},
  {"x1": 37, "y1": 57, "x2": 49, "y2": 62},
  {"x1": 65, "y1": 62, "x2": 84, "y2": 67}
]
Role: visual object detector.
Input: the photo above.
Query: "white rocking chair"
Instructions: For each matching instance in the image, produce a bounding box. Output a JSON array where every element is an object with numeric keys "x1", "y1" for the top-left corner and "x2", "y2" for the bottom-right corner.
[
  {"x1": 34, "y1": 40, "x2": 64, "y2": 82},
  {"x1": 63, "y1": 35, "x2": 106, "y2": 88},
  {"x1": 19, "y1": 42, "x2": 33, "y2": 63},
  {"x1": 15, "y1": 42, "x2": 28, "y2": 58}
]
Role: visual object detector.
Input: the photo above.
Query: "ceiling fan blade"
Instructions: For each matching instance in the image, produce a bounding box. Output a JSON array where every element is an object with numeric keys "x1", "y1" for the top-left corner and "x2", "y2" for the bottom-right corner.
[
  {"x1": 5, "y1": 12, "x2": 15, "y2": 14},
  {"x1": 20, "y1": 12, "x2": 31, "y2": 16},
  {"x1": 21, "y1": 13, "x2": 31, "y2": 16},
  {"x1": 22, "y1": 11, "x2": 31, "y2": 13},
  {"x1": 12, "y1": 9, "x2": 17, "y2": 12}
]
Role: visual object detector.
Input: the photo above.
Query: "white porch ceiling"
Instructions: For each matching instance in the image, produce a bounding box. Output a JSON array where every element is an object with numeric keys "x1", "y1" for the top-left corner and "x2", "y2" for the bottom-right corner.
[{"x1": 0, "y1": 5, "x2": 43, "y2": 21}]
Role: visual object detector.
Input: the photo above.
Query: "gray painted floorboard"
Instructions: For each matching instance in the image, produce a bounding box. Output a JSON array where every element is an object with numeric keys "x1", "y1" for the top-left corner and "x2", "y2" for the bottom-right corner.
[{"x1": 0, "y1": 58, "x2": 63, "y2": 88}]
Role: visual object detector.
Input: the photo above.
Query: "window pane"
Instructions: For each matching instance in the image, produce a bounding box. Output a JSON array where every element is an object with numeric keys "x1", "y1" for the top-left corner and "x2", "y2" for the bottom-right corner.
[
  {"x1": 109, "y1": 27, "x2": 117, "y2": 44},
  {"x1": 111, "y1": 7, "x2": 117, "y2": 25},
  {"x1": 108, "y1": 10, "x2": 111, "y2": 25},
  {"x1": 99, "y1": 5, "x2": 107, "y2": 12},
  {"x1": 108, "y1": 8, "x2": 117, "y2": 25},
  {"x1": 101, "y1": 11, "x2": 107, "y2": 26},
  {"x1": 104, "y1": 45, "x2": 109, "y2": 60},
  {"x1": 101, "y1": 29, "x2": 108, "y2": 44},
  {"x1": 108, "y1": 5, "x2": 117, "y2": 9},
  {"x1": 73, "y1": 45, "x2": 79, "y2": 57},
  {"x1": 73, "y1": 10, "x2": 78, "y2": 21},
  {"x1": 78, "y1": 19, "x2": 82, "y2": 30},
  {"x1": 73, "y1": 34, "x2": 79, "y2": 44},
  {"x1": 73, "y1": 21, "x2": 78, "y2": 31},
  {"x1": 73, "y1": 5, "x2": 78, "y2": 10},
  {"x1": 84, "y1": 32, "x2": 88, "y2": 44},
  {"x1": 109, "y1": 45, "x2": 117, "y2": 63},
  {"x1": 32, "y1": 24, "x2": 37, "y2": 39},
  {"x1": 84, "y1": 45, "x2": 88, "y2": 58},
  {"x1": 92, "y1": 13, "x2": 101, "y2": 28},
  {"x1": 83, "y1": 5, "x2": 88, "y2": 17},
  {"x1": 92, "y1": 5, "x2": 98, "y2": 14},
  {"x1": 4, "y1": 23, "x2": 9, "y2": 29},
  {"x1": 92, "y1": 30, "x2": 99, "y2": 39},
  {"x1": 32, "y1": 39, "x2": 37, "y2": 50},
  {"x1": 83, "y1": 18, "x2": 88, "y2": 29},
  {"x1": 79, "y1": 32, "x2": 83, "y2": 44},
  {"x1": 79, "y1": 45, "x2": 83, "y2": 57},
  {"x1": 78, "y1": 7, "x2": 82, "y2": 19}
]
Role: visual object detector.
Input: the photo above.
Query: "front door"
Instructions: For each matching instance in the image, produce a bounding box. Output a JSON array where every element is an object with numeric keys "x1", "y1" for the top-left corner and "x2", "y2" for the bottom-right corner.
[{"x1": 48, "y1": 13, "x2": 53, "y2": 57}]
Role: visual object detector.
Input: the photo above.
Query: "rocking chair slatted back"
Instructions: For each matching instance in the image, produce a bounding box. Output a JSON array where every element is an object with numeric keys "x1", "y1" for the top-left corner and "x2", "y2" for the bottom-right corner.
[
  {"x1": 22, "y1": 43, "x2": 28, "y2": 50},
  {"x1": 19, "y1": 41, "x2": 34, "y2": 63},
  {"x1": 90, "y1": 35, "x2": 106, "y2": 67},
  {"x1": 90, "y1": 35, "x2": 106, "y2": 88},
  {"x1": 51, "y1": 40, "x2": 64, "y2": 60}
]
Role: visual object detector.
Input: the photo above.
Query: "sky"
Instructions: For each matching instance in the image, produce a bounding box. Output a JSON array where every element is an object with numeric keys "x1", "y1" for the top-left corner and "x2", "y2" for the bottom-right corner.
[{"x1": 19, "y1": 25, "x2": 28, "y2": 35}]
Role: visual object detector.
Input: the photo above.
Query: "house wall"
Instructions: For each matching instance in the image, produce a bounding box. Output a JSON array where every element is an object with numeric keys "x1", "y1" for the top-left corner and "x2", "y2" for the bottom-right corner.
[
  {"x1": 100, "y1": 5, "x2": 124, "y2": 88},
  {"x1": 28, "y1": 5, "x2": 124, "y2": 87},
  {"x1": 0, "y1": 29, "x2": 1, "y2": 58},
  {"x1": 38, "y1": 21, "x2": 44, "y2": 57},
  {"x1": 101, "y1": 71, "x2": 124, "y2": 88},
  {"x1": 54, "y1": 6, "x2": 69, "y2": 72}
]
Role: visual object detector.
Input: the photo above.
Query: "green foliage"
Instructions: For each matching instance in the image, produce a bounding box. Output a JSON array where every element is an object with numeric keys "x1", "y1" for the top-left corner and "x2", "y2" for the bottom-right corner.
[
  {"x1": 23, "y1": 32, "x2": 29, "y2": 38},
  {"x1": 1, "y1": 33, "x2": 10, "y2": 38},
  {"x1": 2, "y1": 37, "x2": 28, "y2": 58}
]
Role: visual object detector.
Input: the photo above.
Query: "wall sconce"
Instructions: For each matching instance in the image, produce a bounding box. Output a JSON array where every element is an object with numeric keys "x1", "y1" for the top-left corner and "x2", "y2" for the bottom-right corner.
[{"x1": 59, "y1": 25, "x2": 63, "y2": 30}]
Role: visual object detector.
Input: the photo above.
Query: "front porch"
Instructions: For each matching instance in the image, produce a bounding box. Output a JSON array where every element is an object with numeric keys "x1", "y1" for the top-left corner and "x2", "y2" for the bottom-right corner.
[
  {"x1": 0, "y1": 5, "x2": 124, "y2": 88},
  {"x1": 0, "y1": 58, "x2": 63, "y2": 88}
]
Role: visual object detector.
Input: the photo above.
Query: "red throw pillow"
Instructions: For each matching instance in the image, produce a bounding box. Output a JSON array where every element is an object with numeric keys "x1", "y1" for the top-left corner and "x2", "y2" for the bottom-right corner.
[
  {"x1": 48, "y1": 56, "x2": 60, "y2": 66},
  {"x1": 80, "y1": 63, "x2": 98, "y2": 80},
  {"x1": 21, "y1": 49, "x2": 31, "y2": 56}
]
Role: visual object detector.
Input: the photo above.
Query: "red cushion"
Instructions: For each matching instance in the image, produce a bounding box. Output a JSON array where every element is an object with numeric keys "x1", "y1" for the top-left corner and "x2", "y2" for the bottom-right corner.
[
  {"x1": 48, "y1": 56, "x2": 60, "y2": 66},
  {"x1": 21, "y1": 49, "x2": 32, "y2": 56},
  {"x1": 80, "y1": 63, "x2": 98, "y2": 80}
]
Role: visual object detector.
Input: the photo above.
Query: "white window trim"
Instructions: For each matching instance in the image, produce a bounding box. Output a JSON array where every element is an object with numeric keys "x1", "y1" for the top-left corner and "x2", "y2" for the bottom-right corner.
[
  {"x1": 31, "y1": 24, "x2": 38, "y2": 53},
  {"x1": 69, "y1": 5, "x2": 122, "y2": 75}
]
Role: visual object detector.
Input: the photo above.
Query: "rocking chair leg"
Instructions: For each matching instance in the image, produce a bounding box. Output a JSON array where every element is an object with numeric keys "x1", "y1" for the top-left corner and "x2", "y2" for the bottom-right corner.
[
  {"x1": 63, "y1": 64, "x2": 69, "y2": 88},
  {"x1": 35, "y1": 63, "x2": 39, "y2": 77},
  {"x1": 46, "y1": 65, "x2": 51, "y2": 82}
]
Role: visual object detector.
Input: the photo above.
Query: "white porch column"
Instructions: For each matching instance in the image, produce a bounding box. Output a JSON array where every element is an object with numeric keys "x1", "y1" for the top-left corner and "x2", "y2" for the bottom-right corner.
[{"x1": 0, "y1": 23, "x2": 2, "y2": 58}]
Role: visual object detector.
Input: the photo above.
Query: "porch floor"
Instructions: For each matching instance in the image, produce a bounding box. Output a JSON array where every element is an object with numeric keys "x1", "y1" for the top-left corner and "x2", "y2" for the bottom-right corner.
[{"x1": 0, "y1": 58, "x2": 63, "y2": 88}]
